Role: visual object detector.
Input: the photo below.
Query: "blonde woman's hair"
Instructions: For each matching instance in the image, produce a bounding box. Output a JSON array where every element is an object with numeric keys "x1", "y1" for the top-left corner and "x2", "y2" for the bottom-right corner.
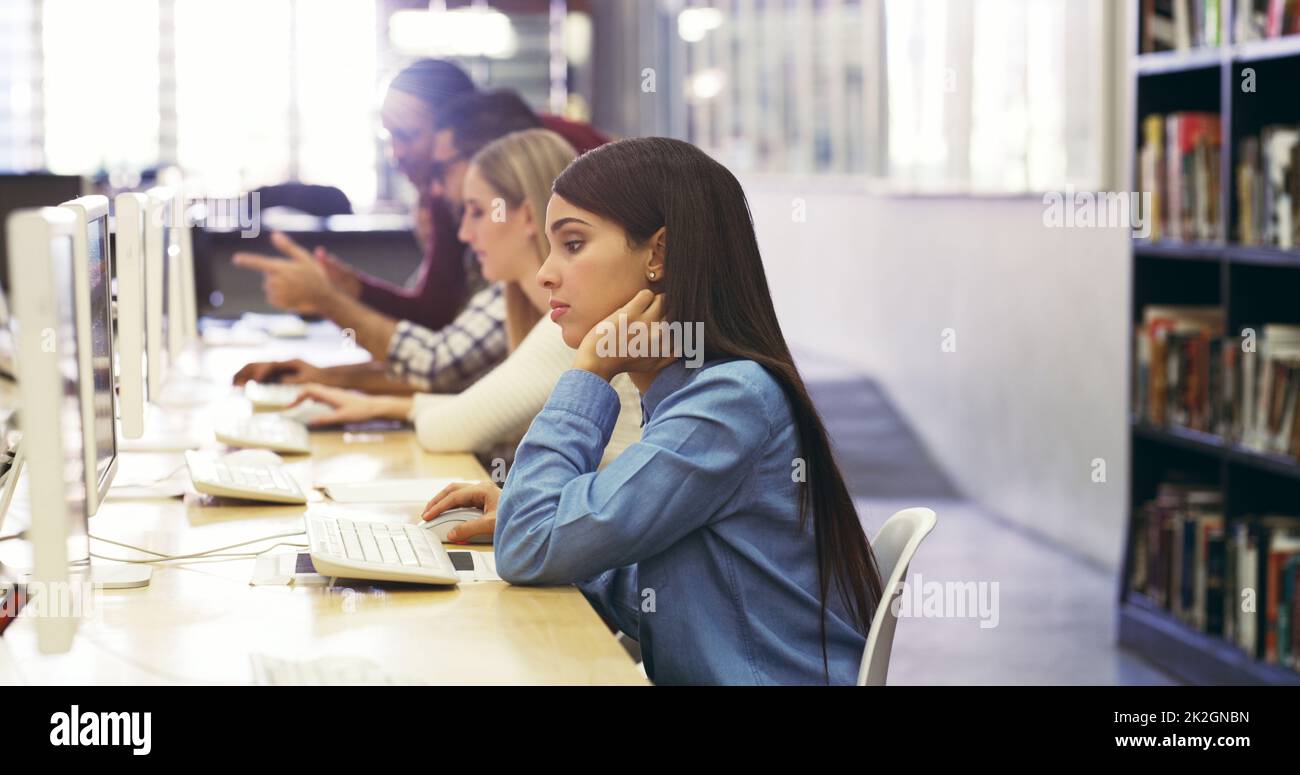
[{"x1": 468, "y1": 128, "x2": 578, "y2": 349}]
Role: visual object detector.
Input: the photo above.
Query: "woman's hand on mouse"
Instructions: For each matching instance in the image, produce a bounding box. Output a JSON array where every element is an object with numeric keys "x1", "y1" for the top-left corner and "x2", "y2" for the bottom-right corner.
[
  {"x1": 420, "y1": 481, "x2": 500, "y2": 542},
  {"x1": 232, "y1": 358, "x2": 324, "y2": 386},
  {"x1": 287, "y1": 384, "x2": 411, "y2": 427},
  {"x1": 573, "y1": 289, "x2": 678, "y2": 382}
]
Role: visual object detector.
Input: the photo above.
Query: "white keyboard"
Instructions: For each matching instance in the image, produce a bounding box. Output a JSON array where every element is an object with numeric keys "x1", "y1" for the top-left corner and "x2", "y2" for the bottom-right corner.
[
  {"x1": 250, "y1": 653, "x2": 417, "y2": 685},
  {"x1": 306, "y1": 515, "x2": 460, "y2": 584},
  {"x1": 185, "y1": 450, "x2": 307, "y2": 504},
  {"x1": 214, "y1": 416, "x2": 311, "y2": 454},
  {"x1": 243, "y1": 380, "x2": 302, "y2": 410}
]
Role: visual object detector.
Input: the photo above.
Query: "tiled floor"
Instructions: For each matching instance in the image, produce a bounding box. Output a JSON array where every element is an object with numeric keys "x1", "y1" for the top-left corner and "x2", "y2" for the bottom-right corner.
[
  {"x1": 800, "y1": 354, "x2": 1178, "y2": 685},
  {"x1": 855, "y1": 497, "x2": 1175, "y2": 685}
]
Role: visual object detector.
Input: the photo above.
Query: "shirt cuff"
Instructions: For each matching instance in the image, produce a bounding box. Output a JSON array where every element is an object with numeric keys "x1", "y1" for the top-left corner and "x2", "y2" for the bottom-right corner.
[
  {"x1": 385, "y1": 320, "x2": 409, "y2": 362},
  {"x1": 543, "y1": 369, "x2": 622, "y2": 432}
]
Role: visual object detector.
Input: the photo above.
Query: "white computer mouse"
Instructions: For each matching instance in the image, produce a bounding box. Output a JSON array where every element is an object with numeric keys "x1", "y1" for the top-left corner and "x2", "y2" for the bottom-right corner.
[
  {"x1": 276, "y1": 399, "x2": 336, "y2": 426},
  {"x1": 221, "y1": 448, "x2": 286, "y2": 468},
  {"x1": 420, "y1": 507, "x2": 492, "y2": 544}
]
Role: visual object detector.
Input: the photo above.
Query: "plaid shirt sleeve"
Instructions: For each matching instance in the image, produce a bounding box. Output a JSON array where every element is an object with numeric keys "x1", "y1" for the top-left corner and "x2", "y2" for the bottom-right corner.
[{"x1": 386, "y1": 283, "x2": 508, "y2": 393}]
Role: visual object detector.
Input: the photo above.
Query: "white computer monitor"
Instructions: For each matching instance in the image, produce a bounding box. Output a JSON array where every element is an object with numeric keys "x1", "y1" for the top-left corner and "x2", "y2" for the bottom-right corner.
[
  {"x1": 6, "y1": 206, "x2": 87, "y2": 653},
  {"x1": 163, "y1": 190, "x2": 186, "y2": 361},
  {"x1": 60, "y1": 195, "x2": 119, "y2": 517},
  {"x1": 113, "y1": 192, "x2": 147, "y2": 439},
  {"x1": 144, "y1": 187, "x2": 171, "y2": 399},
  {"x1": 177, "y1": 193, "x2": 199, "y2": 344}
]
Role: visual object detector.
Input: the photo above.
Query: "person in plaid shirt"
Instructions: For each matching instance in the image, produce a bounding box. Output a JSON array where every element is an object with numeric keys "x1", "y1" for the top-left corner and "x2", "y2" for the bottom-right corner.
[{"x1": 385, "y1": 282, "x2": 506, "y2": 393}]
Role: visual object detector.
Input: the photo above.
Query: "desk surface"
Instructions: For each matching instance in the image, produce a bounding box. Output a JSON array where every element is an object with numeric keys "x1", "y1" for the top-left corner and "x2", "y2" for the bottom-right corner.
[{"x1": 0, "y1": 333, "x2": 646, "y2": 685}]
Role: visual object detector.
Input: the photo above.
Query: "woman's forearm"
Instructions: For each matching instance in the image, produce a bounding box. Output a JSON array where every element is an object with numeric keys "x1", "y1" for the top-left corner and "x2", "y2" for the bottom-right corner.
[{"x1": 315, "y1": 288, "x2": 400, "y2": 358}]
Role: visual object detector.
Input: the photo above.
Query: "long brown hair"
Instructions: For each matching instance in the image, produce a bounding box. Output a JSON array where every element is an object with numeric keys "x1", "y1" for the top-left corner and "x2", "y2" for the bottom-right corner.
[{"x1": 553, "y1": 137, "x2": 883, "y2": 678}]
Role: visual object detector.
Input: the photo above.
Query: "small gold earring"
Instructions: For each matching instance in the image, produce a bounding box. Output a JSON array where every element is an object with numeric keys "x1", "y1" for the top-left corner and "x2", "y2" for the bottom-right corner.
[{"x1": 648, "y1": 272, "x2": 656, "y2": 280}]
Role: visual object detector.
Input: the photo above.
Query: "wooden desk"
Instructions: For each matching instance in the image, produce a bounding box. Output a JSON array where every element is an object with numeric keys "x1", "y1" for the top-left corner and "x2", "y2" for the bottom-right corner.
[{"x1": 0, "y1": 333, "x2": 647, "y2": 685}]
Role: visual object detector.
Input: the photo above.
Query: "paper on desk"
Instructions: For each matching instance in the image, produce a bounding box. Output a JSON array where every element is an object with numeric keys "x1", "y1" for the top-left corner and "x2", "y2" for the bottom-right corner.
[
  {"x1": 251, "y1": 553, "x2": 329, "y2": 586},
  {"x1": 320, "y1": 478, "x2": 462, "y2": 504},
  {"x1": 118, "y1": 435, "x2": 205, "y2": 453},
  {"x1": 106, "y1": 481, "x2": 188, "y2": 499},
  {"x1": 465, "y1": 551, "x2": 501, "y2": 583}
]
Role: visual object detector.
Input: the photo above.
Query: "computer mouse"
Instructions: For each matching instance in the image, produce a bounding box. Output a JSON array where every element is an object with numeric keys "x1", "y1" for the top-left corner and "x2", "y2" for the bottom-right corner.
[
  {"x1": 221, "y1": 448, "x2": 286, "y2": 468},
  {"x1": 420, "y1": 507, "x2": 492, "y2": 544}
]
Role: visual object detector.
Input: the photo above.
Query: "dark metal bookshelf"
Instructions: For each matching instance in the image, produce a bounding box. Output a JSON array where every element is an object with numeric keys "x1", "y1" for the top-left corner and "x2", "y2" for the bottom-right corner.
[
  {"x1": 1131, "y1": 421, "x2": 1300, "y2": 481},
  {"x1": 1122, "y1": 2, "x2": 1300, "y2": 685}
]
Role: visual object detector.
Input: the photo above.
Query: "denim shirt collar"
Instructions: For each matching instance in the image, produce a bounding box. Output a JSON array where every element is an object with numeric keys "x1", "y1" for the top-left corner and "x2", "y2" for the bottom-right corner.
[{"x1": 638, "y1": 359, "x2": 694, "y2": 426}]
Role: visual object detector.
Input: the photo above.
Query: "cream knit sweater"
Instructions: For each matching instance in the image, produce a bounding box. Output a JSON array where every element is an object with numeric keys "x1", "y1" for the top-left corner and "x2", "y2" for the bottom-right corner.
[{"x1": 408, "y1": 316, "x2": 642, "y2": 468}]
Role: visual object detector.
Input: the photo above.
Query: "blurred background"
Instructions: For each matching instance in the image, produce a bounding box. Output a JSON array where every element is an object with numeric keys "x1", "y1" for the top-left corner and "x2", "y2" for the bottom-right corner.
[{"x1": 0, "y1": 0, "x2": 1116, "y2": 199}]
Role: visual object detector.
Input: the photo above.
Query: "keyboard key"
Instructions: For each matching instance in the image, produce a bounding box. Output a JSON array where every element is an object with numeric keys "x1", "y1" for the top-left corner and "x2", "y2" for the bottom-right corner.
[
  {"x1": 358, "y1": 531, "x2": 381, "y2": 564},
  {"x1": 394, "y1": 539, "x2": 417, "y2": 566},
  {"x1": 342, "y1": 531, "x2": 363, "y2": 559}
]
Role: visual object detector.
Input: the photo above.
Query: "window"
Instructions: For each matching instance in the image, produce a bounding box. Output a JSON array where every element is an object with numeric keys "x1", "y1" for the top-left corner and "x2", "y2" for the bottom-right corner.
[
  {"x1": 42, "y1": 0, "x2": 160, "y2": 176},
  {"x1": 0, "y1": 0, "x2": 42, "y2": 171},
  {"x1": 669, "y1": 0, "x2": 1107, "y2": 192},
  {"x1": 27, "y1": 0, "x2": 381, "y2": 207},
  {"x1": 295, "y1": 0, "x2": 380, "y2": 207},
  {"x1": 172, "y1": 0, "x2": 294, "y2": 195}
]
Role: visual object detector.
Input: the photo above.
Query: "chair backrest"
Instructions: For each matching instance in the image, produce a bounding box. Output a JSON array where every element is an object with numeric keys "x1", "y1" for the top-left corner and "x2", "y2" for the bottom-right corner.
[{"x1": 857, "y1": 507, "x2": 937, "y2": 686}]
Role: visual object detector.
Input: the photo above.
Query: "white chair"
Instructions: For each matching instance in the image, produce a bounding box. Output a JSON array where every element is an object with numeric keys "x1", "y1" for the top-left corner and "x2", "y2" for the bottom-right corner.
[{"x1": 857, "y1": 507, "x2": 938, "y2": 686}]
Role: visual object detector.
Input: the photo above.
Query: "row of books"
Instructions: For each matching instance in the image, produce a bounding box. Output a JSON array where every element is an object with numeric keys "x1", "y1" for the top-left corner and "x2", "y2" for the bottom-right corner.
[
  {"x1": 1133, "y1": 305, "x2": 1226, "y2": 433},
  {"x1": 1133, "y1": 307, "x2": 1300, "y2": 460},
  {"x1": 1237, "y1": 126, "x2": 1300, "y2": 249},
  {"x1": 1236, "y1": 0, "x2": 1300, "y2": 41},
  {"x1": 1143, "y1": 0, "x2": 1224, "y2": 52},
  {"x1": 1138, "y1": 112, "x2": 1223, "y2": 243},
  {"x1": 1129, "y1": 480, "x2": 1300, "y2": 668}
]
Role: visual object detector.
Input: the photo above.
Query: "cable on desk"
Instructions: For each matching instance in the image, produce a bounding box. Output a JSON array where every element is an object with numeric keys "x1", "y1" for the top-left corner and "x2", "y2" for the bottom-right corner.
[
  {"x1": 88, "y1": 530, "x2": 306, "y2": 564},
  {"x1": 88, "y1": 546, "x2": 308, "y2": 565}
]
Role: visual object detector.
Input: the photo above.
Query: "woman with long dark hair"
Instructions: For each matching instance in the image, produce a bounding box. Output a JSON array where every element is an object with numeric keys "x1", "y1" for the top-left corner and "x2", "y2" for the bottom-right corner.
[{"x1": 421, "y1": 137, "x2": 883, "y2": 684}]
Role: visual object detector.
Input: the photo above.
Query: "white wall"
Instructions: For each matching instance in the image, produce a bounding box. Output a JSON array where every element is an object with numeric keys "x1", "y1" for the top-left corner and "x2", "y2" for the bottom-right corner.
[{"x1": 745, "y1": 181, "x2": 1131, "y2": 569}]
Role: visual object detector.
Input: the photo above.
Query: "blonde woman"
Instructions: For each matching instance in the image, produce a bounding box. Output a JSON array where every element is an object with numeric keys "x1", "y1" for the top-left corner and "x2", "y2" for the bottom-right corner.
[{"x1": 293, "y1": 130, "x2": 642, "y2": 523}]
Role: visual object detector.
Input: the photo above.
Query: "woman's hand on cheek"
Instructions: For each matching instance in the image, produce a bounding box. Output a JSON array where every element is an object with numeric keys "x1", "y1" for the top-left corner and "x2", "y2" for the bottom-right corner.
[{"x1": 573, "y1": 289, "x2": 678, "y2": 381}]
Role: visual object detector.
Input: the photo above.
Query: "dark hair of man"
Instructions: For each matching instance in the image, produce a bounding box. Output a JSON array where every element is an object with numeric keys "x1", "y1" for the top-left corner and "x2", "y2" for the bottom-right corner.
[{"x1": 435, "y1": 89, "x2": 542, "y2": 159}]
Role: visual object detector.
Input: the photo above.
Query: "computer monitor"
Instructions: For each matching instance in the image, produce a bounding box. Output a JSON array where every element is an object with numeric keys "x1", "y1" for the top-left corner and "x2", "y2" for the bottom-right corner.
[
  {"x1": 166, "y1": 197, "x2": 184, "y2": 361},
  {"x1": 0, "y1": 174, "x2": 84, "y2": 299},
  {"x1": 177, "y1": 193, "x2": 199, "y2": 345},
  {"x1": 113, "y1": 193, "x2": 147, "y2": 439},
  {"x1": 59, "y1": 195, "x2": 119, "y2": 517},
  {"x1": 144, "y1": 187, "x2": 171, "y2": 398},
  {"x1": 5, "y1": 206, "x2": 87, "y2": 653}
]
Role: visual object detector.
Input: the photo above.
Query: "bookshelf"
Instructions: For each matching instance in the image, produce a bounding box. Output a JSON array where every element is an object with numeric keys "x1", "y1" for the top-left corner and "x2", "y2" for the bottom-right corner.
[{"x1": 1121, "y1": 0, "x2": 1300, "y2": 686}]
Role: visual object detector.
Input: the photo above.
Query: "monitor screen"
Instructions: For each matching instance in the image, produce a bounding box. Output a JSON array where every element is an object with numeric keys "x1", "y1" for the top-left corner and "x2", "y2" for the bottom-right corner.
[
  {"x1": 0, "y1": 175, "x2": 83, "y2": 296},
  {"x1": 0, "y1": 276, "x2": 11, "y2": 376},
  {"x1": 85, "y1": 216, "x2": 116, "y2": 489},
  {"x1": 51, "y1": 231, "x2": 90, "y2": 559}
]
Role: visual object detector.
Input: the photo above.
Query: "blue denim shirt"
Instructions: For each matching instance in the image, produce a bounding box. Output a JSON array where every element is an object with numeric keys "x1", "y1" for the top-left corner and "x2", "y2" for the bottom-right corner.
[{"x1": 494, "y1": 359, "x2": 867, "y2": 685}]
